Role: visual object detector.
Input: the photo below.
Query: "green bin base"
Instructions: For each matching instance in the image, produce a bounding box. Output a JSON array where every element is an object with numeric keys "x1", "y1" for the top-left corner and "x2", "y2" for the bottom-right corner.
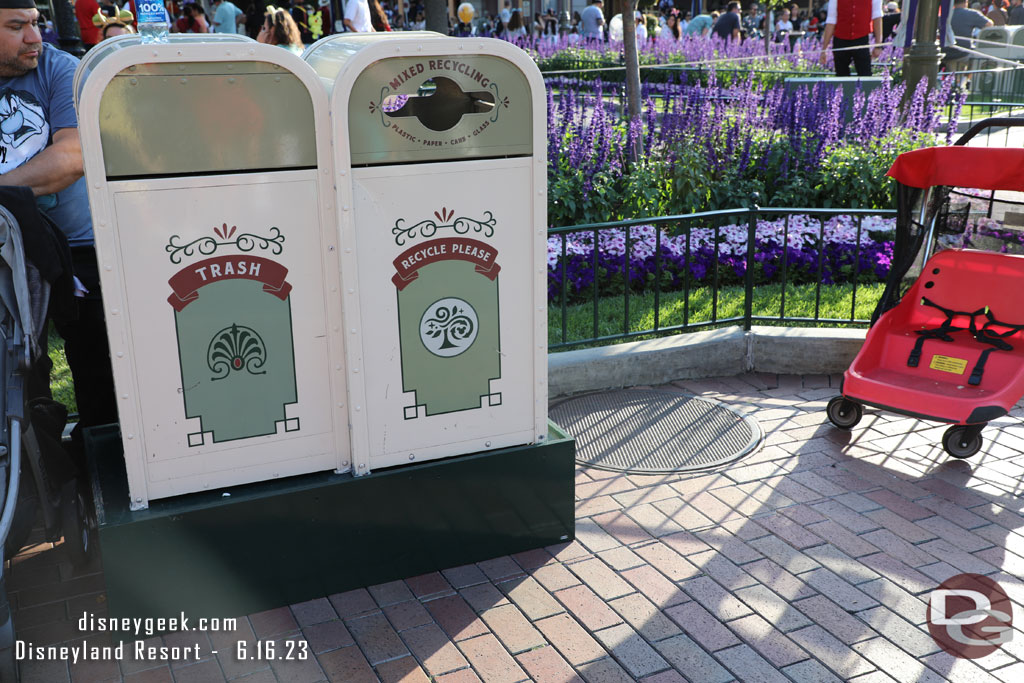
[{"x1": 85, "y1": 423, "x2": 575, "y2": 621}]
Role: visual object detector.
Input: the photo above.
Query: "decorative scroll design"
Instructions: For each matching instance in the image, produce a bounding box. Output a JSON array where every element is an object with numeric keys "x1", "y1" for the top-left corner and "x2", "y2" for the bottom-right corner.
[
  {"x1": 489, "y1": 82, "x2": 509, "y2": 123},
  {"x1": 367, "y1": 86, "x2": 392, "y2": 128},
  {"x1": 393, "y1": 207, "x2": 496, "y2": 246},
  {"x1": 166, "y1": 224, "x2": 285, "y2": 264},
  {"x1": 208, "y1": 324, "x2": 267, "y2": 381}
]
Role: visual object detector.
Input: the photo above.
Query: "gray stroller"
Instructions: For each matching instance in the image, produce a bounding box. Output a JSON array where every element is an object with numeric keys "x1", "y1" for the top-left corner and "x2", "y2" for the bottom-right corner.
[{"x1": 0, "y1": 204, "x2": 95, "y2": 681}]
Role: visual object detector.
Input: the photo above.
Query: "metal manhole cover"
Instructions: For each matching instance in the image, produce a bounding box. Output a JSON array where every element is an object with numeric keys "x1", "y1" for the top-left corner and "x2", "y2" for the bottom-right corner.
[{"x1": 551, "y1": 389, "x2": 762, "y2": 473}]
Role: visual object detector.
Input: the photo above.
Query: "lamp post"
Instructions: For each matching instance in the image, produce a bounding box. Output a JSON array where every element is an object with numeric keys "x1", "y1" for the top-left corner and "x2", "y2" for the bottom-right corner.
[
  {"x1": 903, "y1": 0, "x2": 942, "y2": 95},
  {"x1": 51, "y1": 0, "x2": 84, "y2": 57}
]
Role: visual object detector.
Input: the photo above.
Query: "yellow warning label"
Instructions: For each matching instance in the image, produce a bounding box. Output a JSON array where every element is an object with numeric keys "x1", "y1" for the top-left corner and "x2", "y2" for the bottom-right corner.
[{"x1": 930, "y1": 355, "x2": 968, "y2": 375}]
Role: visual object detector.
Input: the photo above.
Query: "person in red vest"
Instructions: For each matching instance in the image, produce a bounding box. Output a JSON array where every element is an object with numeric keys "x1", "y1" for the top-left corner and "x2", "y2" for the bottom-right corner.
[
  {"x1": 75, "y1": 0, "x2": 102, "y2": 48},
  {"x1": 819, "y1": 0, "x2": 884, "y2": 77}
]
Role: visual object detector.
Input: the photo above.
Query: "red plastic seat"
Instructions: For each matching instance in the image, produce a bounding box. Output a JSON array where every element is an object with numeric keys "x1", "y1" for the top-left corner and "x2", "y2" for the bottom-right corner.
[{"x1": 843, "y1": 249, "x2": 1024, "y2": 424}]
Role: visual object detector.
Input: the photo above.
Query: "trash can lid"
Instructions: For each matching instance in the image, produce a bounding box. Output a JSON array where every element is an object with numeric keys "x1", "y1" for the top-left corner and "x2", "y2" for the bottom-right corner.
[{"x1": 74, "y1": 33, "x2": 255, "y2": 110}]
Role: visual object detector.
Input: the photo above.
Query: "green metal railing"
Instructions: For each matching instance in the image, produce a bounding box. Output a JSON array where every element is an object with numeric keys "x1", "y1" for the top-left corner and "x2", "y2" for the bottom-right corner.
[{"x1": 548, "y1": 207, "x2": 897, "y2": 351}]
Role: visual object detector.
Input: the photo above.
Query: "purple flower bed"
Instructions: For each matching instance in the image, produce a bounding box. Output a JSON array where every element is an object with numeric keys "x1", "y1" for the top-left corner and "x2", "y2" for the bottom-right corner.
[{"x1": 548, "y1": 216, "x2": 895, "y2": 303}]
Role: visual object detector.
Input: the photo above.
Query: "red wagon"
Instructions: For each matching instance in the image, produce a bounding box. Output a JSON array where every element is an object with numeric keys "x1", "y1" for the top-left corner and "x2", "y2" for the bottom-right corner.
[{"x1": 826, "y1": 145, "x2": 1024, "y2": 458}]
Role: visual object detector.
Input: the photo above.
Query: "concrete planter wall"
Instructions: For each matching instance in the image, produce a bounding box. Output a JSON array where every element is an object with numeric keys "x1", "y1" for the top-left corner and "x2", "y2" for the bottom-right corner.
[{"x1": 548, "y1": 326, "x2": 867, "y2": 397}]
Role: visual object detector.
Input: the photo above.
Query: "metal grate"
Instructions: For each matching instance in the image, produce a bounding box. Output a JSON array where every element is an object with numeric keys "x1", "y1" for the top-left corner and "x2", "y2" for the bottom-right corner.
[{"x1": 551, "y1": 389, "x2": 762, "y2": 474}]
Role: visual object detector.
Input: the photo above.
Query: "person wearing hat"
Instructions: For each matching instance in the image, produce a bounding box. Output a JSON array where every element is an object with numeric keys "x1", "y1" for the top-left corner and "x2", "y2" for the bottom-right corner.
[
  {"x1": 0, "y1": 0, "x2": 118, "y2": 432},
  {"x1": 93, "y1": 5, "x2": 136, "y2": 40}
]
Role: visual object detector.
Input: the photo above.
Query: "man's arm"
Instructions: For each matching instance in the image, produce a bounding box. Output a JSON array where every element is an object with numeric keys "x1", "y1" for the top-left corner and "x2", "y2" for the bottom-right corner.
[
  {"x1": 819, "y1": 22, "x2": 835, "y2": 64},
  {"x1": 871, "y1": 17, "x2": 883, "y2": 56},
  {"x1": 0, "y1": 128, "x2": 83, "y2": 197}
]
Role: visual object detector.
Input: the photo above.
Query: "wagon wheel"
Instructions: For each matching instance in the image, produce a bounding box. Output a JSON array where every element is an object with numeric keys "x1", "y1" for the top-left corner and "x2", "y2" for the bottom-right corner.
[
  {"x1": 60, "y1": 480, "x2": 93, "y2": 568},
  {"x1": 826, "y1": 397, "x2": 863, "y2": 430},
  {"x1": 942, "y1": 426, "x2": 983, "y2": 459}
]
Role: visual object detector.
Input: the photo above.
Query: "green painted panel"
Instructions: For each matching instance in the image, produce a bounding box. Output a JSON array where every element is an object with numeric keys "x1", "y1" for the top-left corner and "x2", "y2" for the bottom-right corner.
[
  {"x1": 99, "y1": 62, "x2": 317, "y2": 177},
  {"x1": 397, "y1": 260, "x2": 499, "y2": 415},
  {"x1": 85, "y1": 423, "x2": 575, "y2": 622},
  {"x1": 175, "y1": 279, "x2": 297, "y2": 443}
]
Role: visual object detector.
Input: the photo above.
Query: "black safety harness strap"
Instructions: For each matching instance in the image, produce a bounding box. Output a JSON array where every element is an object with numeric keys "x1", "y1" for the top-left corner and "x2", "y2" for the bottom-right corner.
[{"x1": 909, "y1": 298, "x2": 1024, "y2": 386}]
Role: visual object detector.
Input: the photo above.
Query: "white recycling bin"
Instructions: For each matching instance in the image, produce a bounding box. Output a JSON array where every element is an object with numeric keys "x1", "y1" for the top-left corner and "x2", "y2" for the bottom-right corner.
[
  {"x1": 75, "y1": 37, "x2": 349, "y2": 508},
  {"x1": 304, "y1": 33, "x2": 548, "y2": 473}
]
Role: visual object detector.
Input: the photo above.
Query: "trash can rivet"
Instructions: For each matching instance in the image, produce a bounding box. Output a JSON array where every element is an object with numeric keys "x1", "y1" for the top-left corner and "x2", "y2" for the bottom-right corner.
[{"x1": 408, "y1": 454, "x2": 415, "y2": 460}]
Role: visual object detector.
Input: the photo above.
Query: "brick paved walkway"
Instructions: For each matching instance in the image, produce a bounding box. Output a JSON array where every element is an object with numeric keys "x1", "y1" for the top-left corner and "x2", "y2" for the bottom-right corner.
[{"x1": 9, "y1": 373, "x2": 1024, "y2": 682}]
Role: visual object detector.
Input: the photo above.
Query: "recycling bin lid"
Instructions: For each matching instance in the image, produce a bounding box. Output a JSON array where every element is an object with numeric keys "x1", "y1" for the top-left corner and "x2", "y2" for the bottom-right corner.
[{"x1": 304, "y1": 34, "x2": 538, "y2": 165}]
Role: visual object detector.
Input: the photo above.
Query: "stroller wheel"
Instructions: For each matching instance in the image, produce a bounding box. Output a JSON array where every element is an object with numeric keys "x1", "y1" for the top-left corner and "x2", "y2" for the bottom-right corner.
[
  {"x1": 60, "y1": 480, "x2": 93, "y2": 568},
  {"x1": 826, "y1": 397, "x2": 863, "y2": 430},
  {"x1": 943, "y1": 426, "x2": 983, "y2": 459}
]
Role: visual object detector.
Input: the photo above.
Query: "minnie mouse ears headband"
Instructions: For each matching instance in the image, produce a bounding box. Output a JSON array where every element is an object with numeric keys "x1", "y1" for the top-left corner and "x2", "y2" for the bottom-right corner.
[{"x1": 93, "y1": 7, "x2": 134, "y2": 27}]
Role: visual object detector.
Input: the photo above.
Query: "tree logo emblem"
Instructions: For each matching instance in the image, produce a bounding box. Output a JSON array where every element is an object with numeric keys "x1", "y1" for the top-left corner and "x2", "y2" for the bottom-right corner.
[{"x1": 420, "y1": 298, "x2": 479, "y2": 358}]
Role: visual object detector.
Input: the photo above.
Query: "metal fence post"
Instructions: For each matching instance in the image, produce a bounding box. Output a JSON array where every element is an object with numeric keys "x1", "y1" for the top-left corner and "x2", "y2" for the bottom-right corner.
[{"x1": 744, "y1": 196, "x2": 759, "y2": 332}]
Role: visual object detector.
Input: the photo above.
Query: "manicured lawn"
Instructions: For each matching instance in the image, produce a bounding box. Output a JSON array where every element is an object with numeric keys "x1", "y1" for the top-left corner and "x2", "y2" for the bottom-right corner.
[
  {"x1": 47, "y1": 328, "x2": 75, "y2": 414},
  {"x1": 549, "y1": 282, "x2": 884, "y2": 349},
  {"x1": 46, "y1": 284, "x2": 883, "y2": 415}
]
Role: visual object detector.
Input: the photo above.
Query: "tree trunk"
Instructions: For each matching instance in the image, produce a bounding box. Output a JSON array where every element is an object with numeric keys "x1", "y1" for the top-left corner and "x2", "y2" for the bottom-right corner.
[
  {"x1": 426, "y1": 0, "x2": 449, "y2": 34},
  {"x1": 622, "y1": 2, "x2": 642, "y2": 163}
]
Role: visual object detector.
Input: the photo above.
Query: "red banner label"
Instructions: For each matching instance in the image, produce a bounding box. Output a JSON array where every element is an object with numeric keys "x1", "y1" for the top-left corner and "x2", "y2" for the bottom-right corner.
[
  {"x1": 168, "y1": 256, "x2": 292, "y2": 311},
  {"x1": 392, "y1": 238, "x2": 500, "y2": 291}
]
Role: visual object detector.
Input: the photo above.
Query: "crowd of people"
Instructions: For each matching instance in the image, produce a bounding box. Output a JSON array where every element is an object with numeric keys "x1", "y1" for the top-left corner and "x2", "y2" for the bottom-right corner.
[
  {"x1": 46, "y1": 0, "x2": 1024, "y2": 59},
  {"x1": 427, "y1": 1, "x2": 905, "y2": 46},
  {"x1": 57, "y1": 1, "x2": 899, "y2": 47}
]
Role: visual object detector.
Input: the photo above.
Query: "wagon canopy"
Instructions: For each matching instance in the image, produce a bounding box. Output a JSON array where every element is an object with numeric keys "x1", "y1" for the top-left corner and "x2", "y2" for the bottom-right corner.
[{"x1": 887, "y1": 146, "x2": 1024, "y2": 192}]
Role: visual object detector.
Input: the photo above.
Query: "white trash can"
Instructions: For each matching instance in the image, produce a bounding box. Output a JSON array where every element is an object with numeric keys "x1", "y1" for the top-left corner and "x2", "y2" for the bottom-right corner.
[{"x1": 76, "y1": 37, "x2": 350, "y2": 509}]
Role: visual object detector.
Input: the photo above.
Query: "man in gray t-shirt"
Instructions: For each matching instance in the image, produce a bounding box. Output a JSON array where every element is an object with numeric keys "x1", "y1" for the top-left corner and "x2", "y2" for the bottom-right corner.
[
  {"x1": 581, "y1": 0, "x2": 605, "y2": 40},
  {"x1": 946, "y1": 0, "x2": 992, "y2": 62},
  {"x1": 0, "y1": 0, "x2": 117, "y2": 430}
]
